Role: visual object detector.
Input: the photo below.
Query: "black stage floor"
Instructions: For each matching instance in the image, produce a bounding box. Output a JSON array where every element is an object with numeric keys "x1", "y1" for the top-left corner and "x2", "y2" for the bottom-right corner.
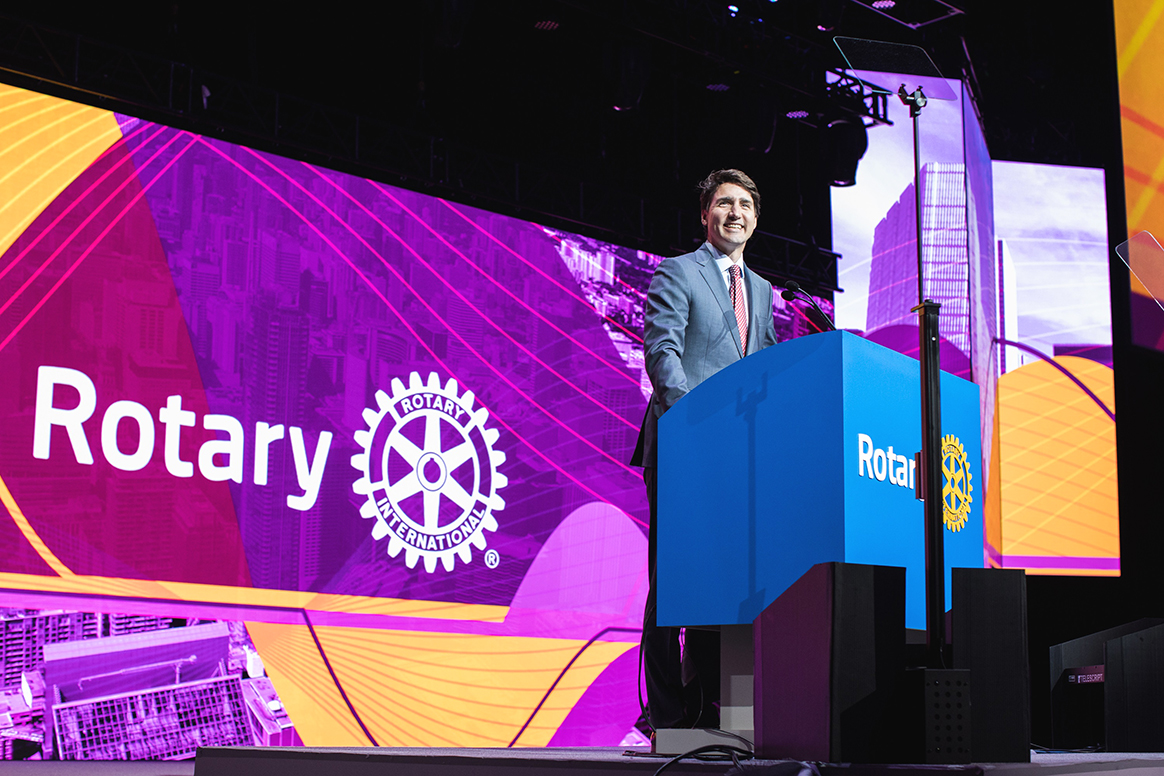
[{"x1": 183, "y1": 748, "x2": 1164, "y2": 776}]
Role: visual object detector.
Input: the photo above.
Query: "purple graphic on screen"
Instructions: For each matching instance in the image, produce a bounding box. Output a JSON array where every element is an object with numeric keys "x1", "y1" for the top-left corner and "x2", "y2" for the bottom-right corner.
[
  {"x1": 863, "y1": 324, "x2": 970, "y2": 377},
  {"x1": 992, "y1": 161, "x2": 1111, "y2": 371},
  {"x1": 964, "y1": 95, "x2": 997, "y2": 485},
  {"x1": 864, "y1": 165, "x2": 972, "y2": 378}
]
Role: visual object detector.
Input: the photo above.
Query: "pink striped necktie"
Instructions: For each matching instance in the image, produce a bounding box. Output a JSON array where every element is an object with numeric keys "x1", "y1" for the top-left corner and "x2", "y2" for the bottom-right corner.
[{"x1": 729, "y1": 264, "x2": 748, "y2": 355}]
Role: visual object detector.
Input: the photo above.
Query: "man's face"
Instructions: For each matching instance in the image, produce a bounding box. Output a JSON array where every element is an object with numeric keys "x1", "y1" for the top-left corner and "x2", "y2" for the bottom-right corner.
[{"x1": 701, "y1": 182, "x2": 758, "y2": 256}]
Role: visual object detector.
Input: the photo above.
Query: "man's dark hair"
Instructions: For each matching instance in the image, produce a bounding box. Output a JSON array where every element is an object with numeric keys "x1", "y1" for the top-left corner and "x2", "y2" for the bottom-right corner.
[{"x1": 697, "y1": 169, "x2": 761, "y2": 217}]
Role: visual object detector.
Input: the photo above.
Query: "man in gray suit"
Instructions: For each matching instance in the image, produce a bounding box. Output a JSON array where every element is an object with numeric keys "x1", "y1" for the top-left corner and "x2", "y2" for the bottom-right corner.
[{"x1": 631, "y1": 169, "x2": 778, "y2": 730}]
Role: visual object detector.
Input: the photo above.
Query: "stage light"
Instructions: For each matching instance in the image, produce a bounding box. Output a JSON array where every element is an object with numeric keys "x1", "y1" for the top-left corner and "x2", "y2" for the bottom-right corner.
[
  {"x1": 786, "y1": 109, "x2": 810, "y2": 119},
  {"x1": 728, "y1": 4, "x2": 739, "y2": 11},
  {"x1": 610, "y1": 42, "x2": 650, "y2": 111},
  {"x1": 850, "y1": 0, "x2": 961, "y2": 28},
  {"x1": 817, "y1": 0, "x2": 843, "y2": 32},
  {"x1": 741, "y1": 95, "x2": 779, "y2": 153},
  {"x1": 435, "y1": 0, "x2": 474, "y2": 48},
  {"x1": 707, "y1": 83, "x2": 730, "y2": 92},
  {"x1": 824, "y1": 118, "x2": 869, "y2": 187},
  {"x1": 534, "y1": 20, "x2": 560, "y2": 30}
]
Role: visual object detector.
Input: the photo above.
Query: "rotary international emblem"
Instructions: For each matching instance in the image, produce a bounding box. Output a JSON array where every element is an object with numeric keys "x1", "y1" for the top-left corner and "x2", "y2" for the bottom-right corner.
[
  {"x1": 941, "y1": 434, "x2": 972, "y2": 532},
  {"x1": 351, "y1": 372, "x2": 507, "y2": 572}
]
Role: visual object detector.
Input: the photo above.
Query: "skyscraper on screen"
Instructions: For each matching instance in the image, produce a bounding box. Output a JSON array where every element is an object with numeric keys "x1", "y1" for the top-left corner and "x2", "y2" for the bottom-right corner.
[{"x1": 866, "y1": 163, "x2": 971, "y2": 359}]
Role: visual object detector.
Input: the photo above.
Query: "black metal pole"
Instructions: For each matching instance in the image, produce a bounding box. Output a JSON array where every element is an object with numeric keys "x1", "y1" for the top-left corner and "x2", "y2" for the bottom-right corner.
[
  {"x1": 900, "y1": 83, "x2": 945, "y2": 668},
  {"x1": 916, "y1": 299, "x2": 945, "y2": 667}
]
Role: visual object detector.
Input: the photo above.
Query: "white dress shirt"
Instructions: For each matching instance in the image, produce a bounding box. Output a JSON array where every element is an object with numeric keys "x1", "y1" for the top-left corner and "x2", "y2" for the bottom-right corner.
[{"x1": 706, "y1": 242, "x2": 748, "y2": 325}]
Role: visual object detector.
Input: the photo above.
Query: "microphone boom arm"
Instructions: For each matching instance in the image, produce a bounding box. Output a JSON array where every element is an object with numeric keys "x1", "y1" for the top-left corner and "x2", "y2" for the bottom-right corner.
[{"x1": 781, "y1": 281, "x2": 836, "y2": 331}]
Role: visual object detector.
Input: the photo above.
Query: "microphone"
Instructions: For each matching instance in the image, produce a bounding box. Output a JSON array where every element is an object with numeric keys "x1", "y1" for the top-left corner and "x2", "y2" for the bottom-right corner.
[{"x1": 780, "y1": 279, "x2": 836, "y2": 332}]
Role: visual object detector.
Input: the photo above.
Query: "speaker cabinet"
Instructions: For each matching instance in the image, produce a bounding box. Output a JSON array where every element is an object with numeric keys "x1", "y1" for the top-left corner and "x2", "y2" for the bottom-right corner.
[
  {"x1": 1106, "y1": 621, "x2": 1164, "y2": 752},
  {"x1": 1049, "y1": 618, "x2": 1162, "y2": 749},
  {"x1": 753, "y1": 562, "x2": 904, "y2": 762},
  {"x1": 951, "y1": 567, "x2": 1029, "y2": 762}
]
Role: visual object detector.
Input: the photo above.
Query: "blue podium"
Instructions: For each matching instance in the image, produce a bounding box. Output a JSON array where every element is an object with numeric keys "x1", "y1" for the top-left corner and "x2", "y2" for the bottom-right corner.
[{"x1": 657, "y1": 330, "x2": 982, "y2": 630}]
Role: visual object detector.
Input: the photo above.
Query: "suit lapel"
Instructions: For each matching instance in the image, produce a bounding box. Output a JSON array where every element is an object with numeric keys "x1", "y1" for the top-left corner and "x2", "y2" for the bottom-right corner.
[
  {"x1": 696, "y1": 246, "x2": 732, "y2": 316},
  {"x1": 743, "y1": 264, "x2": 765, "y2": 355}
]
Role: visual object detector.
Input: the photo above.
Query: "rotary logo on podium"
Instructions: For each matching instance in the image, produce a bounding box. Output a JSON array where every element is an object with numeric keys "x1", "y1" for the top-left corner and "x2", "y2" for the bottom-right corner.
[{"x1": 941, "y1": 434, "x2": 973, "y2": 532}]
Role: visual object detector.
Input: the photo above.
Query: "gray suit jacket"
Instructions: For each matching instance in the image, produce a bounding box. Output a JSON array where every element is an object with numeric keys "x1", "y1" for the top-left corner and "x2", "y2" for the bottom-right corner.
[{"x1": 631, "y1": 242, "x2": 778, "y2": 468}]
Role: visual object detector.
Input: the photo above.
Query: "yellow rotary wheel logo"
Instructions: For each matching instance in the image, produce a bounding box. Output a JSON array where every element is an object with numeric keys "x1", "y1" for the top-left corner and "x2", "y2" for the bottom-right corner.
[{"x1": 941, "y1": 434, "x2": 972, "y2": 532}]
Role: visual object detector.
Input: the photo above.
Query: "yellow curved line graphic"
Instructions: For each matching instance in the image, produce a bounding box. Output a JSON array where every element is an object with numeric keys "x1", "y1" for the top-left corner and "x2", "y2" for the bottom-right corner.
[
  {"x1": 0, "y1": 83, "x2": 122, "y2": 267},
  {"x1": 0, "y1": 92, "x2": 49, "y2": 116},
  {"x1": 0, "y1": 111, "x2": 119, "y2": 224},
  {"x1": 0, "y1": 470, "x2": 73, "y2": 576}
]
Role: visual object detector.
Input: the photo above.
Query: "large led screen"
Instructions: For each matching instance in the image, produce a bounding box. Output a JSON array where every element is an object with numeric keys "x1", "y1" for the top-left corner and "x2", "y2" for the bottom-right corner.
[
  {"x1": 991, "y1": 162, "x2": 1116, "y2": 576},
  {"x1": 831, "y1": 74, "x2": 1117, "y2": 577},
  {"x1": 0, "y1": 82, "x2": 839, "y2": 760}
]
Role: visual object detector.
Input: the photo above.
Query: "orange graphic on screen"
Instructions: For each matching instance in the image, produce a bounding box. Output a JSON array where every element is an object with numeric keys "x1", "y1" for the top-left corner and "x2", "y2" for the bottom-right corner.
[{"x1": 987, "y1": 356, "x2": 1118, "y2": 575}]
